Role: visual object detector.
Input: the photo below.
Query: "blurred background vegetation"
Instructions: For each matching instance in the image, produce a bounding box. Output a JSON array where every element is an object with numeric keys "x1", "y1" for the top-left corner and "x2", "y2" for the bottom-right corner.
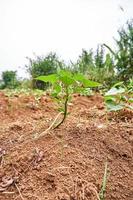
[{"x1": 0, "y1": 19, "x2": 133, "y2": 91}]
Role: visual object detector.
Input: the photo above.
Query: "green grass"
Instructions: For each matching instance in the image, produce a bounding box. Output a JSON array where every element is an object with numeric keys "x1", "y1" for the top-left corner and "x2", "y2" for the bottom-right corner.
[{"x1": 99, "y1": 162, "x2": 109, "y2": 200}]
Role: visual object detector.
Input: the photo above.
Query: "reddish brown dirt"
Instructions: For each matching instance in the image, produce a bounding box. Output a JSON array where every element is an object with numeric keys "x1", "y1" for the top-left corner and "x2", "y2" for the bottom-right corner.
[{"x1": 0, "y1": 92, "x2": 133, "y2": 200}]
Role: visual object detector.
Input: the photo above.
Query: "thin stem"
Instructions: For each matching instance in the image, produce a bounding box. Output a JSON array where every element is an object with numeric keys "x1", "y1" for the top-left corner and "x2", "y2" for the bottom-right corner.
[{"x1": 54, "y1": 87, "x2": 69, "y2": 128}]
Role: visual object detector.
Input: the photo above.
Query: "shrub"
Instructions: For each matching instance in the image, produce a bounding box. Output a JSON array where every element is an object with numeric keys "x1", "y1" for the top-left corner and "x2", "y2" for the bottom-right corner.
[
  {"x1": 1, "y1": 70, "x2": 19, "y2": 89},
  {"x1": 26, "y1": 52, "x2": 65, "y2": 90}
]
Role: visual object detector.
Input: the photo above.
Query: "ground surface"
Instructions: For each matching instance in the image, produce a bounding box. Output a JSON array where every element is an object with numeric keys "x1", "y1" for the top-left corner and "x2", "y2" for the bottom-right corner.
[{"x1": 0, "y1": 92, "x2": 133, "y2": 200}]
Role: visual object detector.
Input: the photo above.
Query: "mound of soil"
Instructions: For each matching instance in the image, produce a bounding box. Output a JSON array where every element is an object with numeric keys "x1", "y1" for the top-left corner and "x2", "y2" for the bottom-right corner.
[{"x1": 0, "y1": 93, "x2": 133, "y2": 200}]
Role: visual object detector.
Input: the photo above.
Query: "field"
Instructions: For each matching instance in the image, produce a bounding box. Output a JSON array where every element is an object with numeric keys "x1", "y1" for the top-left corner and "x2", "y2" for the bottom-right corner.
[{"x1": 0, "y1": 91, "x2": 133, "y2": 200}]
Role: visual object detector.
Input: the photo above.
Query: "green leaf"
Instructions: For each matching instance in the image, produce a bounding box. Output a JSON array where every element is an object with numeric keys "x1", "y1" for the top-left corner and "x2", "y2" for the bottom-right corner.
[
  {"x1": 128, "y1": 98, "x2": 133, "y2": 103},
  {"x1": 74, "y1": 73, "x2": 86, "y2": 81},
  {"x1": 36, "y1": 74, "x2": 58, "y2": 84},
  {"x1": 113, "y1": 82, "x2": 124, "y2": 88},
  {"x1": 59, "y1": 76, "x2": 75, "y2": 86},
  {"x1": 58, "y1": 70, "x2": 73, "y2": 77},
  {"x1": 53, "y1": 84, "x2": 61, "y2": 94},
  {"x1": 104, "y1": 95, "x2": 116, "y2": 102},
  {"x1": 74, "y1": 74, "x2": 101, "y2": 87},
  {"x1": 58, "y1": 70, "x2": 75, "y2": 86},
  {"x1": 82, "y1": 79, "x2": 101, "y2": 87},
  {"x1": 51, "y1": 84, "x2": 62, "y2": 98},
  {"x1": 106, "y1": 102, "x2": 124, "y2": 111},
  {"x1": 105, "y1": 87, "x2": 125, "y2": 96},
  {"x1": 74, "y1": 73, "x2": 101, "y2": 87}
]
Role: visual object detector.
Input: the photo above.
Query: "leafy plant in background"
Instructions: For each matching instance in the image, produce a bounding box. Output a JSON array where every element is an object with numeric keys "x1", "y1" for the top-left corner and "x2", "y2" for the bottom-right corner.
[
  {"x1": 26, "y1": 52, "x2": 65, "y2": 90},
  {"x1": 74, "y1": 46, "x2": 115, "y2": 88},
  {"x1": 104, "y1": 19, "x2": 133, "y2": 83},
  {"x1": 104, "y1": 81, "x2": 133, "y2": 112},
  {"x1": 90, "y1": 45, "x2": 115, "y2": 87},
  {"x1": 36, "y1": 70, "x2": 101, "y2": 129},
  {"x1": 1, "y1": 70, "x2": 20, "y2": 89},
  {"x1": 76, "y1": 49, "x2": 94, "y2": 74}
]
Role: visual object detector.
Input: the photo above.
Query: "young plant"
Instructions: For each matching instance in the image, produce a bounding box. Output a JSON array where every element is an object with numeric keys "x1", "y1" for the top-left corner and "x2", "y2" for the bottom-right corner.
[
  {"x1": 104, "y1": 81, "x2": 133, "y2": 112},
  {"x1": 36, "y1": 70, "x2": 101, "y2": 128}
]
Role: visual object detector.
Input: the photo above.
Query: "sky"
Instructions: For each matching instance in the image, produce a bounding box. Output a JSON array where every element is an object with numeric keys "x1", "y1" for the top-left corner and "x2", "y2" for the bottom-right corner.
[{"x1": 0, "y1": 0, "x2": 133, "y2": 78}]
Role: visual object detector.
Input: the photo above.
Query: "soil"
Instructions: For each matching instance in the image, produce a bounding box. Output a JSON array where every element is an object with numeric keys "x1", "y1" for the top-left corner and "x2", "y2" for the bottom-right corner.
[{"x1": 0, "y1": 92, "x2": 133, "y2": 200}]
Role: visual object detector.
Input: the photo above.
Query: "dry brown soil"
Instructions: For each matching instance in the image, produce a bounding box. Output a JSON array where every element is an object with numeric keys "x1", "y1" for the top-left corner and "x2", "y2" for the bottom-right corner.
[{"x1": 0, "y1": 92, "x2": 133, "y2": 200}]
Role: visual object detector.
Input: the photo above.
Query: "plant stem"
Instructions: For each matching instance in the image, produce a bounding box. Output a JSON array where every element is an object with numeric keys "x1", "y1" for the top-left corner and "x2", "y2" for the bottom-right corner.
[{"x1": 54, "y1": 87, "x2": 69, "y2": 128}]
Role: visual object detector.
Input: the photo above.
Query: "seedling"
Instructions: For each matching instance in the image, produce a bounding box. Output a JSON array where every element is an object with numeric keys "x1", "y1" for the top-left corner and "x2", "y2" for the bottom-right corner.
[
  {"x1": 36, "y1": 70, "x2": 101, "y2": 129},
  {"x1": 104, "y1": 81, "x2": 133, "y2": 112}
]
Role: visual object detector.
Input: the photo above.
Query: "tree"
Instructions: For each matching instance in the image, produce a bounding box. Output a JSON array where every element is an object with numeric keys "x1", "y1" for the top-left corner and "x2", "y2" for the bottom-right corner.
[
  {"x1": 1, "y1": 70, "x2": 19, "y2": 89},
  {"x1": 92, "y1": 45, "x2": 115, "y2": 85},
  {"x1": 76, "y1": 49, "x2": 94, "y2": 74},
  {"x1": 104, "y1": 19, "x2": 133, "y2": 82},
  {"x1": 75, "y1": 46, "x2": 114, "y2": 86},
  {"x1": 94, "y1": 45, "x2": 105, "y2": 68},
  {"x1": 115, "y1": 20, "x2": 133, "y2": 81},
  {"x1": 26, "y1": 52, "x2": 65, "y2": 89}
]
